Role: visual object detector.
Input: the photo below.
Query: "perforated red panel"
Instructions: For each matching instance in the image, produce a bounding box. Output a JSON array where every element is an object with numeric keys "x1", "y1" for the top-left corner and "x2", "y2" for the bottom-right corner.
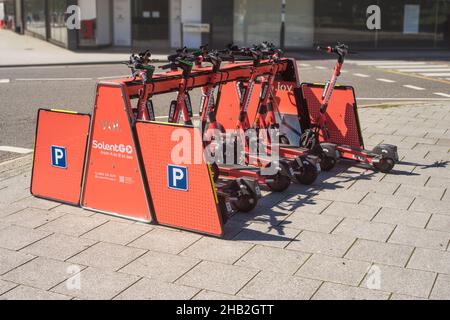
[
  {"x1": 136, "y1": 121, "x2": 223, "y2": 236},
  {"x1": 301, "y1": 83, "x2": 363, "y2": 149},
  {"x1": 81, "y1": 84, "x2": 152, "y2": 222},
  {"x1": 31, "y1": 110, "x2": 90, "y2": 205},
  {"x1": 215, "y1": 81, "x2": 261, "y2": 130},
  {"x1": 273, "y1": 80, "x2": 299, "y2": 115}
]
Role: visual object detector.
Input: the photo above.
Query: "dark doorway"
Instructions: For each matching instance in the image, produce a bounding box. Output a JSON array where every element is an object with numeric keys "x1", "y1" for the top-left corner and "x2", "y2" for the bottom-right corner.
[{"x1": 132, "y1": 0, "x2": 169, "y2": 49}]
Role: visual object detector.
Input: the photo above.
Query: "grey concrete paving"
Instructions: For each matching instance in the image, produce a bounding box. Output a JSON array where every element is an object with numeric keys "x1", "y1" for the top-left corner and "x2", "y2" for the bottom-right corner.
[
  {"x1": 0, "y1": 30, "x2": 167, "y2": 67},
  {"x1": 0, "y1": 102, "x2": 449, "y2": 300}
]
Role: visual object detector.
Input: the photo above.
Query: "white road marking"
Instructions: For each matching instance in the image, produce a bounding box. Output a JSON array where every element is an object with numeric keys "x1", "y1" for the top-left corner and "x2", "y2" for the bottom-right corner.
[
  {"x1": 357, "y1": 98, "x2": 450, "y2": 101},
  {"x1": 15, "y1": 77, "x2": 93, "y2": 81},
  {"x1": 0, "y1": 146, "x2": 33, "y2": 154},
  {"x1": 420, "y1": 72, "x2": 450, "y2": 77},
  {"x1": 396, "y1": 68, "x2": 450, "y2": 73},
  {"x1": 403, "y1": 84, "x2": 425, "y2": 90},
  {"x1": 0, "y1": 79, "x2": 10, "y2": 83},
  {"x1": 299, "y1": 63, "x2": 310, "y2": 67},
  {"x1": 349, "y1": 61, "x2": 427, "y2": 66},
  {"x1": 97, "y1": 75, "x2": 129, "y2": 80},
  {"x1": 376, "y1": 78, "x2": 396, "y2": 83},
  {"x1": 353, "y1": 73, "x2": 370, "y2": 78},
  {"x1": 376, "y1": 64, "x2": 448, "y2": 69},
  {"x1": 433, "y1": 92, "x2": 450, "y2": 98},
  {"x1": 375, "y1": 64, "x2": 440, "y2": 69},
  {"x1": 315, "y1": 66, "x2": 326, "y2": 69}
]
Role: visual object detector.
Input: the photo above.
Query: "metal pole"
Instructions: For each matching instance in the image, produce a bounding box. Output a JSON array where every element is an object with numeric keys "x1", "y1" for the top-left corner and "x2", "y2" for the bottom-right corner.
[{"x1": 280, "y1": 0, "x2": 286, "y2": 49}]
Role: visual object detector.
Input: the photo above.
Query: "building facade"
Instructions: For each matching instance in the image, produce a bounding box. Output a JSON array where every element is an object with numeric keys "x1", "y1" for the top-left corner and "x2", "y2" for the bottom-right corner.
[{"x1": 3, "y1": 0, "x2": 450, "y2": 50}]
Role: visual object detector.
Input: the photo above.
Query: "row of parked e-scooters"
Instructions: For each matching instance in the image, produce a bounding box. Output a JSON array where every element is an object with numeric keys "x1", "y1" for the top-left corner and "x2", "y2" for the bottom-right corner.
[
  {"x1": 31, "y1": 41, "x2": 399, "y2": 236},
  {"x1": 122, "y1": 42, "x2": 399, "y2": 217}
]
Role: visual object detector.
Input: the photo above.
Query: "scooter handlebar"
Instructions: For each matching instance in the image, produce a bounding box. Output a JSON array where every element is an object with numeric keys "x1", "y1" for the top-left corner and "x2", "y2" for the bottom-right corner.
[
  {"x1": 160, "y1": 63, "x2": 176, "y2": 70},
  {"x1": 317, "y1": 43, "x2": 357, "y2": 55},
  {"x1": 317, "y1": 45, "x2": 333, "y2": 53}
]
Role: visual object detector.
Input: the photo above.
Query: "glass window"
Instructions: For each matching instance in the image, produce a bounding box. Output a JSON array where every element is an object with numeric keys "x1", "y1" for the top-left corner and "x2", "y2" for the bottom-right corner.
[
  {"x1": 3, "y1": 0, "x2": 15, "y2": 29},
  {"x1": 315, "y1": 0, "x2": 450, "y2": 49},
  {"x1": 78, "y1": 0, "x2": 97, "y2": 46},
  {"x1": 48, "y1": 0, "x2": 68, "y2": 45},
  {"x1": 378, "y1": 0, "x2": 436, "y2": 47},
  {"x1": 436, "y1": 0, "x2": 450, "y2": 48},
  {"x1": 24, "y1": 0, "x2": 47, "y2": 38},
  {"x1": 285, "y1": 0, "x2": 314, "y2": 48},
  {"x1": 314, "y1": 0, "x2": 375, "y2": 49},
  {"x1": 233, "y1": 0, "x2": 281, "y2": 46}
]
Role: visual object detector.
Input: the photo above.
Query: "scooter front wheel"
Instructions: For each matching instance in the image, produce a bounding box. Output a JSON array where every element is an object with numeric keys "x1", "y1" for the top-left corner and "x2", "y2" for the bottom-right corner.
[
  {"x1": 373, "y1": 158, "x2": 395, "y2": 173},
  {"x1": 320, "y1": 155, "x2": 337, "y2": 171},
  {"x1": 295, "y1": 159, "x2": 319, "y2": 185},
  {"x1": 266, "y1": 173, "x2": 291, "y2": 192},
  {"x1": 234, "y1": 194, "x2": 258, "y2": 212}
]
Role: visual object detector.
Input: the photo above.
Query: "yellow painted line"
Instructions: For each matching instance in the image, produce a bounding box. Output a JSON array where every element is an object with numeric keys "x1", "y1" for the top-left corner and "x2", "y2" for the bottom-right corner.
[
  {"x1": 207, "y1": 163, "x2": 219, "y2": 204},
  {"x1": 150, "y1": 120, "x2": 186, "y2": 127},
  {"x1": 372, "y1": 68, "x2": 450, "y2": 86},
  {"x1": 51, "y1": 109, "x2": 78, "y2": 114}
]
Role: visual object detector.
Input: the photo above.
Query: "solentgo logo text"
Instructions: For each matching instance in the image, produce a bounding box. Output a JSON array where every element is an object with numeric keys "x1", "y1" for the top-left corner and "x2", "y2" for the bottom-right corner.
[{"x1": 92, "y1": 140, "x2": 133, "y2": 154}]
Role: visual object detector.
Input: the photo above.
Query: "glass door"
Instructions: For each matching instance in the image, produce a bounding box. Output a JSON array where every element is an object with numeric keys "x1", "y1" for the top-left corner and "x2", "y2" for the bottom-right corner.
[{"x1": 132, "y1": 0, "x2": 169, "y2": 48}]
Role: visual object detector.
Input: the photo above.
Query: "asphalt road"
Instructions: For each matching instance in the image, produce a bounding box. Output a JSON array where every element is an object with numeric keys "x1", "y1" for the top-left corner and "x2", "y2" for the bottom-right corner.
[{"x1": 1, "y1": 58, "x2": 450, "y2": 162}]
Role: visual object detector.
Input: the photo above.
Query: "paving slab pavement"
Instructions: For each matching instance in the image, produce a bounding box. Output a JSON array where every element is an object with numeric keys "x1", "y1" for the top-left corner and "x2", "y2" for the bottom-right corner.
[
  {"x1": 0, "y1": 30, "x2": 167, "y2": 67},
  {"x1": 0, "y1": 103, "x2": 449, "y2": 300}
]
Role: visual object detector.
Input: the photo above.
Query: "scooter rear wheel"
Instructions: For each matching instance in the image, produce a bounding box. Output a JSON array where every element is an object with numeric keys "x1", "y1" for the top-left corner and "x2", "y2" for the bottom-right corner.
[
  {"x1": 373, "y1": 158, "x2": 395, "y2": 173},
  {"x1": 234, "y1": 194, "x2": 258, "y2": 212},
  {"x1": 320, "y1": 155, "x2": 336, "y2": 171},
  {"x1": 266, "y1": 173, "x2": 291, "y2": 192},
  {"x1": 279, "y1": 135, "x2": 290, "y2": 145},
  {"x1": 295, "y1": 159, "x2": 319, "y2": 185}
]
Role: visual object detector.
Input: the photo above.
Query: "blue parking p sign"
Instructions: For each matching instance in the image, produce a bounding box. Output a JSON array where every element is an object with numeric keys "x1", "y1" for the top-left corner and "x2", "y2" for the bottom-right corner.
[
  {"x1": 168, "y1": 165, "x2": 188, "y2": 191},
  {"x1": 51, "y1": 146, "x2": 67, "y2": 169}
]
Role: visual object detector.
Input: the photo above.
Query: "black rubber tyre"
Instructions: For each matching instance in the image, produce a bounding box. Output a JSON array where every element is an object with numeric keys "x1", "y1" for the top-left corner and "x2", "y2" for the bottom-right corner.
[
  {"x1": 295, "y1": 160, "x2": 319, "y2": 185},
  {"x1": 279, "y1": 135, "x2": 290, "y2": 145},
  {"x1": 210, "y1": 163, "x2": 220, "y2": 182},
  {"x1": 218, "y1": 195, "x2": 230, "y2": 223},
  {"x1": 373, "y1": 158, "x2": 395, "y2": 173},
  {"x1": 234, "y1": 194, "x2": 258, "y2": 212},
  {"x1": 320, "y1": 155, "x2": 337, "y2": 171},
  {"x1": 266, "y1": 173, "x2": 291, "y2": 192}
]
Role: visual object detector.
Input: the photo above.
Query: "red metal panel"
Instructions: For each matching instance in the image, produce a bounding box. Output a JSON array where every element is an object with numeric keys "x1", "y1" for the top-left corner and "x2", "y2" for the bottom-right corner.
[
  {"x1": 136, "y1": 121, "x2": 223, "y2": 236},
  {"x1": 214, "y1": 81, "x2": 241, "y2": 130},
  {"x1": 31, "y1": 109, "x2": 90, "y2": 205},
  {"x1": 214, "y1": 81, "x2": 262, "y2": 130},
  {"x1": 301, "y1": 84, "x2": 363, "y2": 149},
  {"x1": 273, "y1": 80, "x2": 299, "y2": 115},
  {"x1": 81, "y1": 84, "x2": 153, "y2": 222}
]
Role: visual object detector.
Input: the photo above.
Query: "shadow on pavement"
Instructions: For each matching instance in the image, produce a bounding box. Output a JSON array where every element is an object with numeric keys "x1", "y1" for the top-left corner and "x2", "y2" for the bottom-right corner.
[{"x1": 223, "y1": 161, "x2": 416, "y2": 242}]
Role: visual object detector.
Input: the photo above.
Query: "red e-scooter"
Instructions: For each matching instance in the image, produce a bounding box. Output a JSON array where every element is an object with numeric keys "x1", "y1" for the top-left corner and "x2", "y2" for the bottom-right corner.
[
  {"x1": 158, "y1": 52, "x2": 263, "y2": 213},
  {"x1": 192, "y1": 48, "x2": 293, "y2": 193},
  {"x1": 223, "y1": 44, "x2": 320, "y2": 185},
  {"x1": 300, "y1": 43, "x2": 398, "y2": 173},
  {"x1": 124, "y1": 50, "x2": 156, "y2": 121}
]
